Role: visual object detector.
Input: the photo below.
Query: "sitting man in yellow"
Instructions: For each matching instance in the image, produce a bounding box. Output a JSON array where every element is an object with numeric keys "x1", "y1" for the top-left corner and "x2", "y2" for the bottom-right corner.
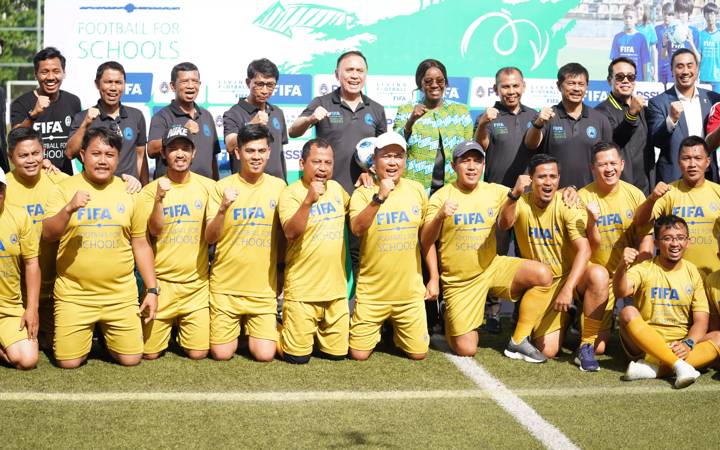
[
  {"x1": 421, "y1": 141, "x2": 553, "y2": 361},
  {"x1": 278, "y1": 138, "x2": 349, "y2": 363},
  {"x1": 615, "y1": 214, "x2": 720, "y2": 388},
  {"x1": 140, "y1": 126, "x2": 215, "y2": 360},
  {"x1": 578, "y1": 142, "x2": 654, "y2": 355},
  {"x1": 349, "y1": 131, "x2": 437, "y2": 361},
  {"x1": 206, "y1": 124, "x2": 286, "y2": 362},
  {"x1": 43, "y1": 127, "x2": 158, "y2": 368},
  {"x1": 634, "y1": 136, "x2": 720, "y2": 279},
  {"x1": 0, "y1": 167, "x2": 41, "y2": 370},
  {"x1": 499, "y1": 154, "x2": 609, "y2": 371}
]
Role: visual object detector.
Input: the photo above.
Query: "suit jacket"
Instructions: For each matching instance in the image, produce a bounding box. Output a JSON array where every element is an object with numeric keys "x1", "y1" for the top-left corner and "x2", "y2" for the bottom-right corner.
[{"x1": 647, "y1": 86, "x2": 720, "y2": 183}]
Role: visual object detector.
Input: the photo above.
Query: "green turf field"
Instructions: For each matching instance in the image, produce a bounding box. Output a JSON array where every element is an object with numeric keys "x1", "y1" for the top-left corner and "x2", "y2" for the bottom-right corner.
[{"x1": 2, "y1": 323, "x2": 720, "y2": 449}]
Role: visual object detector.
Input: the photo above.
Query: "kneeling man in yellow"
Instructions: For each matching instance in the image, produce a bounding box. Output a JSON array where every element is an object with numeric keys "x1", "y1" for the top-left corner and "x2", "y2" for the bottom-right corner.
[
  {"x1": 633, "y1": 136, "x2": 720, "y2": 278},
  {"x1": 349, "y1": 131, "x2": 438, "y2": 361},
  {"x1": 578, "y1": 142, "x2": 654, "y2": 355},
  {"x1": 205, "y1": 124, "x2": 286, "y2": 362},
  {"x1": 499, "y1": 154, "x2": 609, "y2": 371},
  {"x1": 421, "y1": 141, "x2": 553, "y2": 360},
  {"x1": 277, "y1": 138, "x2": 349, "y2": 363},
  {"x1": 42, "y1": 127, "x2": 158, "y2": 368},
  {"x1": 140, "y1": 126, "x2": 214, "y2": 360},
  {"x1": 614, "y1": 215, "x2": 720, "y2": 388},
  {"x1": 0, "y1": 168, "x2": 41, "y2": 370}
]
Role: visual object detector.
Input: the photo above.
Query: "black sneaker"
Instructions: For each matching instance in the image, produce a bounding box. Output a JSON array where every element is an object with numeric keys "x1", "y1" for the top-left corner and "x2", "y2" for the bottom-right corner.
[{"x1": 485, "y1": 316, "x2": 502, "y2": 335}]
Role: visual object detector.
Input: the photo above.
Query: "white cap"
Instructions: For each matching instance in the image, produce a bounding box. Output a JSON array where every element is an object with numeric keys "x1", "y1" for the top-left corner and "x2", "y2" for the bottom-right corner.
[
  {"x1": 374, "y1": 131, "x2": 407, "y2": 154},
  {"x1": 0, "y1": 168, "x2": 6, "y2": 186}
]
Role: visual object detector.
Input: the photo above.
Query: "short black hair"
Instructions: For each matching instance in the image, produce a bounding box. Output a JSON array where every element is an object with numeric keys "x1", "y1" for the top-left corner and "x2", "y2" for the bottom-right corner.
[
  {"x1": 671, "y1": 48, "x2": 698, "y2": 67},
  {"x1": 529, "y1": 153, "x2": 559, "y2": 175},
  {"x1": 608, "y1": 57, "x2": 637, "y2": 80},
  {"x1": 674, "y1": 0, "x2": 694, "y2": 14},
  {"x1": 33, "y1": 47, "x2": 66, "y2": 72},
  {"x1": 679, "y1": 135, "x2": 710, "y2": 156},
  {"x1": 171, "y1": 62, "x2": 199, "y2": 84},
  {"x1": 95, "y1": 61, "x2": 126, "y2": 82},
  {"x1": 654, "y1": 214, "x2": 689, "y2": 239},
  {"x1": 557, "y1": 62, "x2": 589, "y2": 84},
  {"x1": 662, "y1": 2, "x2": 673, "y2": 15},
  {"x1": 704, "y1": 2, "x2": 719, "y2": 15},
  {"x1": 414, "y1": 59, "x2": 447, "y2": 90},
  {"x1": 81, "y1": 127, "x2": 122, "y2": 153},
  {"x1": 237, "y1": 123, "x2": 274, "y2": 147},
  {"x1": 495, "y1": 66, "x2": 524, "y2": 84},
  {"x1": 7, "y1": 127, "x2": 42, "y2": 155},
  {"x1": 336, "y1": 50, "x2": 367, "y2": 69},
  {"x1": 301, "y1": 138, "x2": 333, "y2": 160},
  {"x1": 247, "y1": 58, "x2": 280, "y2": 81},
  {"x1": 591, "y1": 142, "x2": 624, "y2": 163}
]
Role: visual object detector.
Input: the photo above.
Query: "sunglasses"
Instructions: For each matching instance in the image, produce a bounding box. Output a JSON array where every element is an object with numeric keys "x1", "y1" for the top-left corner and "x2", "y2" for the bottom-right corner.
[{"x1": 613, "y1": 73, "x2": 636, "y2": 82}]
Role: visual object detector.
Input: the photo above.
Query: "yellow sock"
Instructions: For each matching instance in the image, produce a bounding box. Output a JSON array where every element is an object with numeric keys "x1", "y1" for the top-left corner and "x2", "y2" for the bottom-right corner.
[
  {"x1": 580, "y1": 317, "x2": 602, "y2": 346},
  {"x1": 512, "y1": 285, "x2": 553, "y2": 343},
  {"x1": 686, "y1": 340, "x2": 720, "y2": 369},
  {"x1": 626, "y1": 316, "x2": 678, "y2": 367}
]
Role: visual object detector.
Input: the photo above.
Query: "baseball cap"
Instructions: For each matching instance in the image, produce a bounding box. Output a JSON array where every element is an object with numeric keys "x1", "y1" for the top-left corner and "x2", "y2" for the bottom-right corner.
[
  {"x1": 163, "y1": 125, "x2": 195, "y2": 149},
  {"x1": 373, "y1": 131, "x2": 407, "y2": 154},
  {"x1": 452, "y1": 141, "x2": 486, "y2": 161}
]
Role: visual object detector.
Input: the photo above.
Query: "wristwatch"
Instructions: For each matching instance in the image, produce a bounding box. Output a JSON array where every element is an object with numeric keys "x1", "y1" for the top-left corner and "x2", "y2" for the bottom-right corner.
[
  {"x1": 507, "y1": 190, "x2": 521, "y2": 201},
  {"x1": 146, "y1": 287, "x2": 161, "y2": 295},
  {"x1": 371, "y1": 193, "x2": 385, "y2": 205},
  {"x1": 682, "y1": 338, "x2": 695, "y2": 350}
]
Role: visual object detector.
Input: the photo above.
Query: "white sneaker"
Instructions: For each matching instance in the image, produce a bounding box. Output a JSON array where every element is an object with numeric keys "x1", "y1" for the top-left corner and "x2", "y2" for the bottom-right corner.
[
  {"x1": 673, "y1": 359, "x2": 700, "y2": 389},
  {"x1": 623, "y1": 359, "x2": 659, "y2": 381}
]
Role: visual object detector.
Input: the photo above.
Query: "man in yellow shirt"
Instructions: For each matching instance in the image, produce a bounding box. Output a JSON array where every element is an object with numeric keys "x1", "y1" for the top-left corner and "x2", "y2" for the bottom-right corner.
[
  {"x1": 206, "y1": 124, "x2": 286, "y2": 362},
  {"x1": 615, "y1": 215, "x2": 720, "y2": 388},
  {"x1": 43, "y1": 127, "x2": 158, "y2": 369},
  {"x1": 0, "y1": 167, "x2": 41, "y2": 370},
  {"x1": 349, "y1": 131, "x2": 437, "y2": 361},
  {"x1": 499, "y1": 154, "x2": 609, "y2": 371},
  {"x1": 277, "y1": 138, "x2": 349, "y2": 363},
  {"x1": 140, "y1": 126, "x2": 214, "y2": 360},
  {"x1": 421, "y1": 141, "x2": 553, "y2": 361},
  {"x1": 634, "y1": 136, "x2": 720, "y2": 278},
  {"x1": 578, "y1": 142, "x2": 654, "y2": 355}
]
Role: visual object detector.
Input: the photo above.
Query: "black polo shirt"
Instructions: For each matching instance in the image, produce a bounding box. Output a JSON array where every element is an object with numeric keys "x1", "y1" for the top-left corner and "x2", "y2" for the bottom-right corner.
[
  {"x1": 69, "y1": 101, "x2": 147, "y2": 178},
  {"x1": 223, "y1": 99, "x2": 288, "y2": 180},
  {"x1": 300, "y1": 88, "x2": 386, "y2": 193},
  {"x1": 149, "y1": 100, "x2": 220, "y2": 179},
  {"x1": 10, "y1": 89, "x2": 82, "y2": 175},
  {"x1": 537, "y1": 102, "x2": 612, "y2": 188},
  {"x1": 482, "y1": 101, "x2": 537, "y2": 188},
  {"x1": 595, "y1": 93, "x2": 651, "y2": 194}
]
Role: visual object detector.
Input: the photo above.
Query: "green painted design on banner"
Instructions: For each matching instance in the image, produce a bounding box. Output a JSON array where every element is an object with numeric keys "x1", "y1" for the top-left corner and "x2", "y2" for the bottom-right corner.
[{"x1": 263, "y1": 0, "x2": 579, "y2": 78}]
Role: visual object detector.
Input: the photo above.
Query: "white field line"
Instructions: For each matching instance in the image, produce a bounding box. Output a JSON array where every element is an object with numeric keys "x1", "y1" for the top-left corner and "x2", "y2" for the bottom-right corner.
[{"x1": 445, "y1": 353, "x2": 580, "y2": 450}]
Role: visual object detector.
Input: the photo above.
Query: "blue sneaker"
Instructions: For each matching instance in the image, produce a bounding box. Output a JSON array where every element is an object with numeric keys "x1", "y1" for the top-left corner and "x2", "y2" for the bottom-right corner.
[{"x1": 574, "y1": 343, "x2": 600, "y2": 372}]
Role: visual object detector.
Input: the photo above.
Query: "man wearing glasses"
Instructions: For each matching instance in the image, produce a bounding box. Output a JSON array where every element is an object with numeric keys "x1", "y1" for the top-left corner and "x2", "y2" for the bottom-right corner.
[
  {"x1": 148, "y1": 62, "x2": 220, "y2": 180},
  {"x1": 595, "y1": 57, "x2": 653, "y2": 194},
  {"x1": 634, "y1": 136, "x2": 720, "y2": 279},
  {"x1": 224, "y1": 59, "x2": 288, "y2": 181}
]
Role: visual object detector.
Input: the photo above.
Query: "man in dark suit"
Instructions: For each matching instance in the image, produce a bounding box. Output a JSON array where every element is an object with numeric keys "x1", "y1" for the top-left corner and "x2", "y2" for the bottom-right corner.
[{"x1": 647, "y1": 48, "x2": 720, "y2": 183}]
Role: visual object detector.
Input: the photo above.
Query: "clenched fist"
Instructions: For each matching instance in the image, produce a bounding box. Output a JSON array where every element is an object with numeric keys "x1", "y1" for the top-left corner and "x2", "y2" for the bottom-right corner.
[
  {"x1": 221, "y1": 187, "x2": 239, "y2": 210},
  {"x1": 311, "y1": 106, "x2": 328, "y2": 124},
  {"x1": 441, "y1": 199, "x2": 459, "y2": 218},
  {"x1": 378, "y1": 178, "x2": 396, "y2": 201},
  {"x1": 305, "y1": 181, "x2": 326, "y2": 204},
  {"x1": 66, "y1": 190, "x2": 91, "y2": 214},
  {"x1": 156, "y1": 178, "x2": 171, "y2": 201},
  {"x1": 479, "y1": 107, "x2": 499, "y2": 125},
  {"x1": 185, "y1": 119, "x2": 200, "y2": 134},
  {"x1": 650, "y1": 181, "x2": 672, "y2": 202},
  {"x1": 251, "y1": 110, "x2": 269, "y2": 126}
]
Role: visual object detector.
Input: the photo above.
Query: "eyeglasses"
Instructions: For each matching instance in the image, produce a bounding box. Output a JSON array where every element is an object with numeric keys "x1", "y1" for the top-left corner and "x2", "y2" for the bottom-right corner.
[
  {"x1": 252, "y1": 82, "x2": 277, "y2": 90},
  {"x1": 660, "y1": 235, "x2": 688, "y2": 243},
  {"x1": 613, "y1": 73, "x2": 636, "y2": 82}
]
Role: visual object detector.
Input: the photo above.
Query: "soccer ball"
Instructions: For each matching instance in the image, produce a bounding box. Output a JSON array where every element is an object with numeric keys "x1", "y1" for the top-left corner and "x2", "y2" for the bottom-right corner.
[
  {"x1": 355, "y1": 137, "x2": 377, "y2": 171},
  {"x1": 667, "y1": 21, "x2": 689, "y2": 47}
]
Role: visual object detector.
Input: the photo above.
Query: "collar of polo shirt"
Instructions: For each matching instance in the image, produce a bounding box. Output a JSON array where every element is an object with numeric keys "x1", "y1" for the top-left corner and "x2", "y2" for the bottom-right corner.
[{"x1": 95, "y1": 100, "x2": 128, "y2": 119}]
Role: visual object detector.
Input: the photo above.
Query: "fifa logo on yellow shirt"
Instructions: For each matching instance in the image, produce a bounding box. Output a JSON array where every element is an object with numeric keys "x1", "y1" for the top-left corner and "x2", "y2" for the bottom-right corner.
[
  {"x1": 651, "y1": 287, "x2": 679, "y2": 300},
  {"x1": 376, "y1": 210, "x2": 410, "y2": 225},
  {"x1": 77, "y1": 207, "x2": 112, "y2": 221},
  {"x1": 529, "y1": 227, "x2": 553, "y2": 239},
  {"x1": 596, "y1": 213, "x2": 622, "y2": 226},
  {"x1": 24, "y1": 203, "x2": 44, "y2": 216},
  {"x1": 672, "y1": 206, "x2": 705, "y2": 218},
  {"x1": 163, "y1": 204, "x2": 191, "y2": 218},
  {"x1": 233, "y1": 207, "x2": 266, "y2": 221},
  {"x1": 309, "y1": 202, "x2": 337, "y2": 216}
]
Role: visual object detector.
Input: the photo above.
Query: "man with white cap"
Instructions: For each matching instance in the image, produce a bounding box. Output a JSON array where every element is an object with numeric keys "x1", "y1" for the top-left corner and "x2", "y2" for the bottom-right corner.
[{"x1": 348, "y1": 131, "x2": 437, "y2": 361}]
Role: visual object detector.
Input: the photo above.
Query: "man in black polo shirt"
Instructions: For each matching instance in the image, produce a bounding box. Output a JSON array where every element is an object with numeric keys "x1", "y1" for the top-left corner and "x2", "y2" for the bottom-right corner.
[
  {"x1": 289, "y1": 50, "x2": 386, "y2": 194},
  {"x1": 67, "y1": 61, "x2": 149, "y2": 184},
  {"x1": 11, "y1": 47, "x2": 81, "y2": 175},
  {"x1": 524, "y1": 63, "x2": 612, "y2": 189},
  {"x1": 148, "y1": 62, "x2": 220, "y2": 180},
  {"x1": 595, "y1": 57, "x2": 652, "y2": 194},
  {"x1": 223, "y1": 58, "x2": 288, "y2": 180},
  {"x1": 475, "y1": 66, "x2": 537, "y2": 333}
]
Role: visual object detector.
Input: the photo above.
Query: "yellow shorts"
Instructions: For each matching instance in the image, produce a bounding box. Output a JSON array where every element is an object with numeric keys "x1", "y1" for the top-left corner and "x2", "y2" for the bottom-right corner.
[
  {"x1": 350, "y1": 301, "x2": 429, "y2": 355},
  {"x1": 210, "y1": 293, "x2": 277, "y2": 344},
  {"x1": 54, "y1": 299, "x2": 143, "y2": 361},
  {"x1": 532, "y1": 278, "x2": 570, "y2": 339},
  {"x1": 444, "y1": 255, "x2": 523, "y2": 337},
  {"x1": 280, "y1": 298, "x2": 349, "y2": 357},
  {"x1": 142, "y1": 279, "x2": 210, "y2": 354},
  {"x1": 0, "y1": 313, "x2": 30, "y2": 349}
]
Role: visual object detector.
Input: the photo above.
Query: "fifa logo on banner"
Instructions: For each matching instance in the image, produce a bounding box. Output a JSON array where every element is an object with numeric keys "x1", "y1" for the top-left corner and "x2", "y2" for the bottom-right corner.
[
  {"x1": 270, "y1": 74, "x2": 312, "y2": 104},
  {"x1": 124, "y1": 73, "x2": 153, "y2": 102}
]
